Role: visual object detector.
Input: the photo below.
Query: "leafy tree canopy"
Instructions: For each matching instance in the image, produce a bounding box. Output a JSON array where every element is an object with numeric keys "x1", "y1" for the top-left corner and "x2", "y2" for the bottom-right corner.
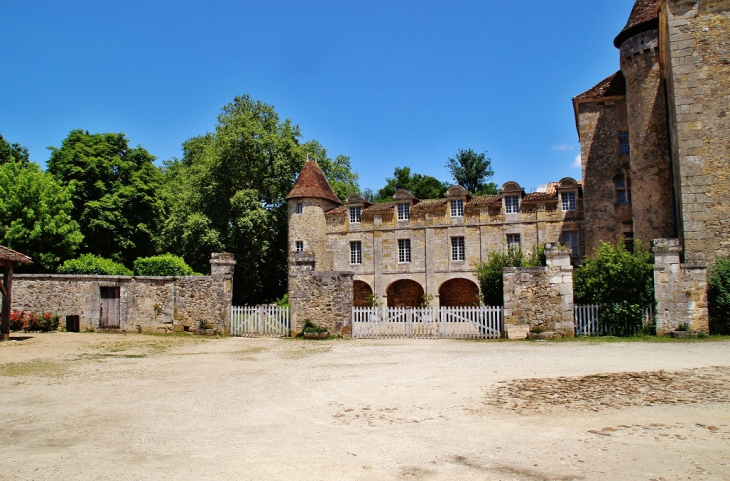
[
  {"x1": 0, "y1": 161, "x2": 83, "y2": 271},
  {"x1": 708, "y1": 256, "x2": 730, "y2": 334},
  {"x1": 46, "y1": 130, "x2": 164, "y2": 267},
  {"x1": 0, "y1": 133, "x2": 30, "y2": 166},
  {"x1": 375, "y1": 166, "x2": 449, "y2": 201},
  {"x1": 446, "y1": 148, "x2": 497, "y2": 195}
]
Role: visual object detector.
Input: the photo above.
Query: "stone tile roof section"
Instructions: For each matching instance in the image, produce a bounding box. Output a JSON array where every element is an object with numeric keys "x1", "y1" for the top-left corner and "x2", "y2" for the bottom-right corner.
[
  {"x1": 285, "y1": 159, "x2": 342, "y2": 205},
  {"x1": 364, "y1": 202, "x2": 397, "y2": 213},
  {"x1": 522, "y1": 192, "x2": 558, "y2": 204},
  {"x1": 574, "y1": 71, "x2": 626, "y2": 101},
  {"x1": 411, "y1": 198, "x2": 449, "y2": 210},
  {"x1": 325, "y1": 205, "x2": 348, "y2": 215},
  {"x1": 0, "y1": 245, "x2": 33, "y2": 265},
  {"x1": 467, "y1": 195, "x2": 501, "y2": 207},
  {"x1": 614, "y1": 0, "x2": 659, "y2": 48}
]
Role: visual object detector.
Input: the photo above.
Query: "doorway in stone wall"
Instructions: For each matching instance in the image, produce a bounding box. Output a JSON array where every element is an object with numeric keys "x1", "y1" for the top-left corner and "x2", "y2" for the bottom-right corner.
[{"x1": 100, "y1": 287, "x2": 121, "y2": 328}]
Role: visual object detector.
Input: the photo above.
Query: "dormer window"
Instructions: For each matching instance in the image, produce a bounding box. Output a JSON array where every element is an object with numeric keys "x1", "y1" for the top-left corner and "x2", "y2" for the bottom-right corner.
[
  {"x1": 397, "y1": 203, "x2": 410, "y2": 221},
  {"x1": 450, "y1": 200, "x2": 464, "y2": 217},
  {"x1": 349, "y1": 207, "x2": 361, "y2": 224},
  {"x1": 561, "y1": 192, "x2": 577, "y2": 211},
  {"x1": 295, "y1": 203, "x2": 303, "y2": 215},
  {"x1": 505, "y1": 196, "x2": 520, "y2": 214}
]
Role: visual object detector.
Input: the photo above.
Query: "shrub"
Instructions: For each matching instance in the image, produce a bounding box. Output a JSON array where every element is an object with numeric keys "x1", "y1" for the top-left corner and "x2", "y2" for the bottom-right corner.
[
  {"x1": 708, "y1": 256, "x2": 730, "y2": 334},
  {"x1": 134, "y1": 254, "x2": 196, "y2": 276},
  {"x1": 57, "y1": 254, "x2": 133, "y2": 276},
  {"x1": 474, "y1": 246, "x2": 543, "y2": 306},
  {"x1": 9, "y1": 310, "x2": 60, "y2": 332},
  {"x1": 303, "y1": 320, "x2": 327, "y2": 333}
]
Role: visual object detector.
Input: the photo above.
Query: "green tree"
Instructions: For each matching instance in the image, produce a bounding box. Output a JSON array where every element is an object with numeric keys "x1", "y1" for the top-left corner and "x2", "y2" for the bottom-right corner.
[
  {"x1": 708, "y1": 256, "x2": 730, "y2": 334},
  {"x1": 375, "y1": 166, "x2": 449, "y2": 201},
  {"x1": 46, "y1": 130, "x2": 164, "y2": 266},
  {"x1": 0, "y1": 133, "x2": 30, "y2": 166},
  {"x1": 446, "y1": 149, "x2": 497, "y2": 195},
  {"x1": 0, "y1": 161, "x2": 83, "y2": 271},
  {"x1": 474, "y1": 247, "x2": 543, "y2": 306}
]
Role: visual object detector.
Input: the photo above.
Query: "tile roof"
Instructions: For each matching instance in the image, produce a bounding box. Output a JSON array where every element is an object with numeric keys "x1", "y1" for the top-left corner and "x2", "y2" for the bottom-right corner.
[
  {"x1": 285, "y1": 159, "x2": 342, "y2": 205},
  {"x1": 522, "y1": 192, "x2": 559, "y2": 204},
  {"x1": 574, "y1": 71, "x2": 626, "y2": 101},
  {"x1": 411, "y1": 198, "x2": 449, "y2": 210},
  {"x1": 364, "y1": 202, "x2": 397, "y2": 213},
  {"x1": 467, "y1": 195, "x2": 501, "y2": 207},
  {"x1": 614, "y1": 0, "x2": 659, "y2": 48},
  {"x1": 325, "y1": 205, "x2": 348, "y2": 215},
  {"x1": 0, "y1": 245, "x2": 33, "y2": 265}
]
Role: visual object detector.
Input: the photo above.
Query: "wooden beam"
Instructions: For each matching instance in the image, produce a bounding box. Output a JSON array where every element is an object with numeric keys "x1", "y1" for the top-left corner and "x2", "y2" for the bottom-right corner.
[{"x1": 1, "y1": 265, "x2": 12, "y2": 338}]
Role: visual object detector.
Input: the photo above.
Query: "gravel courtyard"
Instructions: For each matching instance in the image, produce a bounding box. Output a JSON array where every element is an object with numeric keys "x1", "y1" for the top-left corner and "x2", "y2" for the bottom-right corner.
[{"x1": 1, "y1": 333, "x2": 729, "y2": 480}]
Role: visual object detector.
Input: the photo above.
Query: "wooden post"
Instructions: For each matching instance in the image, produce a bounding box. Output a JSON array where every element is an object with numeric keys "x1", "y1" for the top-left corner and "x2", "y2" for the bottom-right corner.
[{"x1": 1, "y1": 265, "x2": 12, "y2": 341}]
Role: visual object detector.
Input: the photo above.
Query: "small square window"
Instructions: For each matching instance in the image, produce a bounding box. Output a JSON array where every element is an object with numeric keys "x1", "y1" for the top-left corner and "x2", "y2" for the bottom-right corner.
[
  {"x1": 295, "y1": 241, "x2": 304, "y2": 252},
  {"x1": 561, "y1": 192, "x2": 577, "y2": 211},
  {"x1": 397, "y1": 203, "x2": 410, "y2": 221},
  {"x1": 563, "y1": 232, "x2": 580, "y2": 258},
  {"x1": 350, "y1": 241, "x2": 362, "y2": 265},
  {"x1": 506, "y1": 234, "x2": 521, "y2": 251},
  {"x1": 398, "y1": 239, "x2": 411, "y2": 263},
  {"x1": 505, "y1": 196, "x2": 520, "y2": 214},
  {"x1": 349, "y1": 207, "x2": 361, "y2": 224},
  {"x1": 619, "y1": 131, "x2": 630, "y2": 155},
  {"x1": 450, "y1": 200, "x2": 464, "y2": 217},
  {"x1": 451, "y1": 237, "x2": 465, "y2": 261},
  {"x1": 295, "y1": 203, "x2": 303, "y2": 214}
]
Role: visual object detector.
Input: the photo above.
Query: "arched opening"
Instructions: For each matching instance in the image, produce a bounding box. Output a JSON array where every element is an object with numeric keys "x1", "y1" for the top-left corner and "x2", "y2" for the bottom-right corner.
[
  {"x1": 353, "y1": 280, "x2": 373, "y2": 307},
  {"x1": 439, "y1": 278, "x2": 480, "y2": 307},
  {"x1": 386, "y1": 280, "x2": 424, "y2": 307}
]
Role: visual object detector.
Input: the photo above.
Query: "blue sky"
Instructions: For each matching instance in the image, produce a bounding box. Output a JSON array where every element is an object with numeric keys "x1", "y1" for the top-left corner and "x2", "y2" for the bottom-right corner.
[{"x1": 1, "y1": 1, "x2": 635, "y2": 193}]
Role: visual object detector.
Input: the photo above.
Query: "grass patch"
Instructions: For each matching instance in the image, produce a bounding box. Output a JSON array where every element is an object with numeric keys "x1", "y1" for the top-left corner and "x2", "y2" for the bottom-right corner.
[{"x1": 0, "y1": 358, "x2": 71, "y2": 378}]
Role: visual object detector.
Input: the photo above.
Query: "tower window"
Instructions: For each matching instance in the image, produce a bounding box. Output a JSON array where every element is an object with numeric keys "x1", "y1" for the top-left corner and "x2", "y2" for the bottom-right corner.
[
  {"x1": 398, "y1": 239, "x2": 411, "y2": 263},
  {"x1": 451, "y1": 237, "x2": 465, "y2": 261},
  {"x1": 616, "y1": 176, "x2": 631, "y2": 205},
  {"x1": 561, "y1": 192, "x2": 577, "y2": 211},
  {"x1": 397, "y1": 203, "x2": 410, "y2": 221},
  {"x1": 350, "y1": 241, "x2": 362, "y2": 265},
  {"x1": 349, "y1": 207, "x2": 361, "y2": 224},
  {"x1": 619, "y1": 131, "x2": 630, "y2": 155},
  {"x1": 450, "y1": 200, "x2": 464, "y2": 218},
  {"x1": 506, "y1": 234, "x2": 521, "y2": 251},
  {"x1": 505, "y1": 196, "x2": 520, "y2": 214},
  {"x1": 295, "y1": 203, "x2": 303, "y2": 214},
  {"x1": 295, "y1": 241, "x2": 304, "y2": 252}
]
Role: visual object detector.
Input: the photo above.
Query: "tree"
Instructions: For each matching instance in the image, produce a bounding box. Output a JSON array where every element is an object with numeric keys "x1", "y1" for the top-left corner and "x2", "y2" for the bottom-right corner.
[
  {"x1": 0, "y1": 161, "x2": 83, "y2": 271},
  {"x1": 474, "y1": 247, "x2": 543, "y2": 306},
  {"x1": 0, "y1": 134, "x2": 30, "y2": 166},
  {"x1": 708, "y1": 256, "x2": 730, "y2": 334},
  {"x1": 446, "y1": 149, "x2": 497, "y2": 195},
  {"x1": 375, "y1": 166, "x2": 449, "y2": 201},
  {"x1": 46, "y1": 130, "x2": 164, "y2": 266}
]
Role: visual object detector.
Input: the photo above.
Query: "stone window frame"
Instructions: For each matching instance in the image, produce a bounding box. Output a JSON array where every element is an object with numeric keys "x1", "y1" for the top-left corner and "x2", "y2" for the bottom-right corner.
[
  {"x1": 618, "y1": 131, "x2": 630, "y2": 155},
  {"x1": 295, "y1": 203, "x2": 303, "y2": 215},
  {"x1": 451, "y1": 236, "x2": 466, "y2": 261},
  {"x1": 614, "y1": 174, "x2": 632, "y2": 205},
  {"x1": 397, "y1": 203, "x2": 410, "y2": 221},
  {"x1": 350, "y1": 241, "x2": 362, "y2": 265},
  {"x1": 349, "y1": 206, "x2": 362, "y2": 224},
  {"x1": 295, "y1": 241, "x2": 304, "y2": 252},
  {"x1": 450, "y1": 199, "x2": 464, "y2": 218},
  {"x1": 504, "y1": 195, "x2": 520, "y2": 214},
  {"x1": 506, "y1": 233, "x2": 521, "y2": 251},
  {"x1": 398, "y1": 238, "x2": 412, "y2": 263},
  {"x1": 562, "y1": 231, "x2": 580, "y2": 258},
  {"x1": 561, "y1": 191, "x2": 577, "y2": 211}
]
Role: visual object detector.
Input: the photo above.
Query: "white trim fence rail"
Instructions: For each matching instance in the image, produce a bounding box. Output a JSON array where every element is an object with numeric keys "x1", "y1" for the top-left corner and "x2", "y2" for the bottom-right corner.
[{"x1": 231, "y1": 305, "x2": 290, "y2": 337}]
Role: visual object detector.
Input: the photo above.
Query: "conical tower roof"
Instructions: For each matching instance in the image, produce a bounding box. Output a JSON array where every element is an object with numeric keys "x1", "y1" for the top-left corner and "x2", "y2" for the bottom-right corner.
[
  {"x1": 614, "y1": 0, "x2": 660, "y2": 48},
  {"x1": 286, "y1": 159, "x2": 342, "y2": 205}
]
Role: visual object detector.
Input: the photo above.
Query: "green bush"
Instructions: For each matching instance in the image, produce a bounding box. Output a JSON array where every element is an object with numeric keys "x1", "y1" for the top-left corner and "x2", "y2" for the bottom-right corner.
[
  {"x1": 475, "y1": 246, "x2": 543, "y2": 306},
  {"x1": 573, "y1": 240, "x2": 654, "y2": 335},
  {"x1": 57, "y1": 254, "x2": 132, "y2": 276},
  {"x1": 134, "y1": 254, "x2": 197, "y2": 276},
  {"x1": 708, "y1": 256, "x2": 730, "y2": 335}
]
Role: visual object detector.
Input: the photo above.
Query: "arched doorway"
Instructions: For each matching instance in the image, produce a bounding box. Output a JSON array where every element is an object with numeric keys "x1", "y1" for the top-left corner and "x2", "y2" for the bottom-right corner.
[
  {"x1": 439, "y1": 278, "x2": 480, "y2": 307},
  {"x1": 353, "y1": 280, "x2": 373, "y2": 307},
  {"x1": 386, "y1": 280, "x2": 424, "y2": 307}
]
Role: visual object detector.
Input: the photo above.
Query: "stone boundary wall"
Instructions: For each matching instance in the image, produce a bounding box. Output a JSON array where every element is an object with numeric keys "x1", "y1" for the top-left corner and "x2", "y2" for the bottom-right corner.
[
  {"x1": 653, "y1": 239, "x2": 709, "y2": 334},
  {"x1": 503, "y1": 244, "x2": 575, "y2": 337}
]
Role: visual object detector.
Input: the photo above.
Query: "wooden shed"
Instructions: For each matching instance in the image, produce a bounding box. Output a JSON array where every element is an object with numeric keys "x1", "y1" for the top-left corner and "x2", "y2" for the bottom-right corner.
[{"x1": 0, "y1": 246, "x2": 33, "y2": 341}]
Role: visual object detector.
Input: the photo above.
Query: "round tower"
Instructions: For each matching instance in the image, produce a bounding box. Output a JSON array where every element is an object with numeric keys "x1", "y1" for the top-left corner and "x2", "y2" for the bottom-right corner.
[
  {"x1": 285, "y1": 159, "x2": 342, "y2": 272},
  {"x1": 615, "y1": 0, "x2": 675, "y2": 244}
]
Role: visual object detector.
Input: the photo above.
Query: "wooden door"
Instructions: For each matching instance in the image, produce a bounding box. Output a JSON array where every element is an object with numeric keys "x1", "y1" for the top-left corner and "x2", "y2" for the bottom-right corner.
[{"x1": 100, "y1": 287, "x2": 120, "y2": 328}]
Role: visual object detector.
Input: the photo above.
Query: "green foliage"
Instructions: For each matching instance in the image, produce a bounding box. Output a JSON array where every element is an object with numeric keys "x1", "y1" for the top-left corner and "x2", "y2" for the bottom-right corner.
[
  {"x1": 9, "y1": 310, "x2": 60, "y2": 332},
  {"x1": 445, "y1": 148, "x2": 498, "y2": 195},
  {"x1": 475, "y1": 247, "x2": 543, "y2": 306},
  {"x1": 365, "y1": 293, "x2": 380, "y2": 307},
  {"x1": 47, "y1": 130, "x2": 164, "y2": 267},
  {"x1": 708, "y1": 256, "x2": 730, "y2": 334},
  {"x1": 303, "y1": 320, "x2": 327, "y2": 333},
  {"x1": 58, "y1": 254, "x2": 133, "y2": 276},
  {"x1": 573, "y1": 240, "x2": 654, "y2": 336},
  {"x1": 420, "y1": 293, "x2": 434, "y2": 307},
  {"x1": 375, "y1": 166, "x2": 449, "y2": 201},
  {"x1": 0, "y1": 160, "x2": 83, "y2": 271},
  {"x1": 275, "y1": 294, "x2": 290, "y2": 307},
  {"x1": 0, "y1": 134, "x2": 30, "y2": 166},
  {"x1": 134, "y1": 254, "x2": 196, "y2": 276}
]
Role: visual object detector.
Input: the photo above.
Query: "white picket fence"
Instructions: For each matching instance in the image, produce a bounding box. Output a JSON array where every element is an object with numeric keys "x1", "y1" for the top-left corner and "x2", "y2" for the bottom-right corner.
[
  {"x1": 230, "y1": 305, "x2": 290, "y2": 337},
  {"x1": 352, "y1": 306, "x2": 503, "y2": 339},
  {"x1": 574, "y1": 304, "x2": 654, "y2": 336}
]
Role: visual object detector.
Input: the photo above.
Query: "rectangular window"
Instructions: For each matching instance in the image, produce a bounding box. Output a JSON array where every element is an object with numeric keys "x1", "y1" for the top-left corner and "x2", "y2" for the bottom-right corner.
[
  {"x1": 450, "y1": 199, "x2": 464, "y2": 217},
  {"x1": 398, "y1": 239, "x2": 411, "y2": 263},
  {"x1": 563, "y1": 232, "x2": 580, "y2": 258},
  {"x1": 350, "y1": 241, "x2": 362, "y2": 264},
  {"x1": 397, "y1": 203, "x2": 410, "y2": 221},
  {"x1": 295, "y1": 241, "x2": 303, "y2": 252},
  {"x1": 561, "y1": 192, "x2": 577, "y2": 211},
  {"x1": 619, "y1": 131, "x2": 630, "y2": 155},
  {"x1": 616, "y1": 177, "x2": 631, "y2": 205},
  {"x1": 506, "y1": 234, "x2": 521, "y2": 251},
  {"x1": 505, "y1": 195, "x2": 520, "y2": 214},
  {"x1": 451, "y1": 237, "x2": 465, "y2": 261},
  {"x1": 295, "y1": 203, "x2": 303, "y2": 214},
  {"x1": 349, "y1": 207, "x2": 361, "y2": 224},
  {"x1": 624, "y1": 232, "x2": 635, "y2": 253}
]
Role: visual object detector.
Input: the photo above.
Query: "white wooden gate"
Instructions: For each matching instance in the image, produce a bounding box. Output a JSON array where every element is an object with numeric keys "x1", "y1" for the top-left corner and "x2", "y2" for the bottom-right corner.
[
  {"x1": 352, "y1": 306, "x2": 503, "y2": 339},
  {"x1": 231, "y1": 305, "x2": 290, "y2": 337},
  {"x1": 574, "y1": 304, "x2": 654, "y2": 336}
]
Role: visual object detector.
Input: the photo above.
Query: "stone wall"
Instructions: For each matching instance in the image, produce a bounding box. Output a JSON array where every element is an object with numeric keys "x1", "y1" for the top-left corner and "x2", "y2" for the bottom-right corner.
[
  {"x1": 288, "y1": 253, "x2": 353, "y2": 336},
  {"x1": 502, "y1": 244, "x2": 575, "y2": 337},
  {"x1": 653, "y1": 238, "x2": 709, "y2": 334},
  {"x1": 11, "y1": 254, "x2": 235, "y2": 333},
  {"x1": 289, "y1": 198, "x2": 341, "y2": 272}
]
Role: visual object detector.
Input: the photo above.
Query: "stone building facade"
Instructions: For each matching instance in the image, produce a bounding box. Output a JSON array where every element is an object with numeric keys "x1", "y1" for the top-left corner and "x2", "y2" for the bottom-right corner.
[{"x1": 287, "y1": 160, "x2": 583, "y2": 310}]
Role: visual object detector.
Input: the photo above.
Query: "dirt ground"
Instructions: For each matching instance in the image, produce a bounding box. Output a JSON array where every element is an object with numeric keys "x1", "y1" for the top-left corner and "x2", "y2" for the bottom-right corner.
[{"x1": 1, "y1": 333, "x2": 729, "y2": 480}]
